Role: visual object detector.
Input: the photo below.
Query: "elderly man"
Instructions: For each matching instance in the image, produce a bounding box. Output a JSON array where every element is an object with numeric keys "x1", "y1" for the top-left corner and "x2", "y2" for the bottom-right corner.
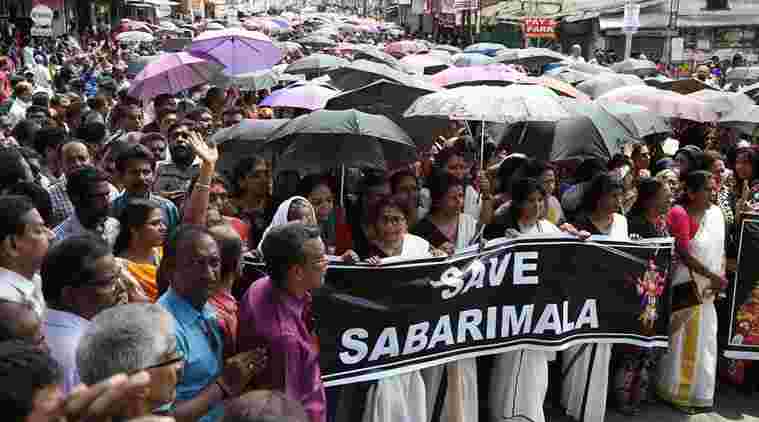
[
  {"x1": 158, "y1": 225, "x2": 266, "y2": 422},
  {"x1": 77, "y1": 303, "x2": 184, "y2": 420},
  {"x1": 47, "y1": 139, "x2": 93, "y2": 226},
  {"x1": 238, "y1": 222, "x2": 327, "y2": 422},
  {"x1": 53, "y1": 166, "x2": 120, "y2": 248},
  {"x1": 42, "y1": 235, "x2": 126, "y2": 394},
  {"x1": 0, "y1": 195, "x2": 53, "y2": 319}
]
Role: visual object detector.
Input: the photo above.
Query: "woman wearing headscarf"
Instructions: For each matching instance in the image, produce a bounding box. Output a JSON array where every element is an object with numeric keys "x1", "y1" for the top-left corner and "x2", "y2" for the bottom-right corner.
[{"x1": 257, "y1": 196, "x2": 317, "y2": 251}]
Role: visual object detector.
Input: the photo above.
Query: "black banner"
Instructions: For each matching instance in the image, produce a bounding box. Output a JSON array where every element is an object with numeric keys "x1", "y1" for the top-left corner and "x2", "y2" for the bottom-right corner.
[
  {"x1": 313, "y1": 236, "x2": 673, "y2": 387},
  {"x1": 726, "y1": 216, "x2": 759, "y2": 360}
]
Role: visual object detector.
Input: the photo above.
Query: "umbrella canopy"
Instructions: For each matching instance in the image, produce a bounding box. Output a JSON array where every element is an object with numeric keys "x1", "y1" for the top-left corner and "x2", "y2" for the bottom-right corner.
[
  {"x1": 493, "y1": 48, "x2": 566, "y2": 68},
  {"x1": 128, "y1": 52, "x2": 223, "y2": 100},
  {"x1": 328, "y1": 59, "x2": 439, "y2": 92},
  {"x1": 543, "y1": 67, "x2": 593, "y2": 85},
  {"x1": 126, "y1": 55, "x2": 161, "y2": 78},
  {"x1": 189, "y1": 29, "x2": 281, "y2": 75},
  {"x1": 519, "y1": 76, "x2": 592, "y2": 102},
  {"x1": 463, "y1": 42, "x2": 507, "y2": 57},
  {"x1": 116, "y1": 31, "x2": 155, "y2": 43},
  {"x1": 295, "y1": 35, "x2": 337, "y2": 48},
  {"x1": 400, "y1": 54, "x2": 450, "y2": 75},
  {"x1": 384, "y1": 40, "x2": 428, "y2": 58},
  {"x1": 434, "y1": 44, "x2": 462, "y2": 54},
  {"x1": 353, "y1": 48, "x2": 404, "y2": 69},
  {"x1": 650, "y1": 78, "x2": 717, "y2": 95},
  {"x1": 211, "y1": 119, "x2": 291, "y2": 178},
  {"x1": 501, "y1": 117, "x2": 619, "y2": 162},
  {"x1": 558, "y1": 61, "x2": 614, "y2": 75},
  {"x1": 598, "y1": 86, "x2": 720, "y2": 122},
  {"x1": 404, "y1": 84, "x2": 569, "y2": 124},
  {"x1": 210, "y1": 67, "x2": 279, "y2": 91},
  {"x1": 275, "y1": 41, "x2": 304, "y2": 56},
  {"x1": 264, "y1": 109, "x2": 417, "y2": 172},
  {"x1": 285, "y1": 54, "x2": 350, "y2": 75},
  {"x1": 611, "y1": 58, "x2": 657, "y2": 77},
  {"x1": 259, "y1": 84, "x2": 339, "y2": 110},
  {"x1": 451, "y1": 52, "x2": 494, "y2": 67},
  {"x1": 727, "y1": 66, "x2": 759, "y2": 85},
  {"x1": 205, "y1": 22, "x2": 225, "y2": 30},
  {"x1": 325, "y1": 79, "x2": 447, "y2": 148},
  {"x1": 576, "y1": 73, "x2": 644, "y2": 98},
  {"x1": 431, "y1": 64, "x2": 524, "y2": 88}
]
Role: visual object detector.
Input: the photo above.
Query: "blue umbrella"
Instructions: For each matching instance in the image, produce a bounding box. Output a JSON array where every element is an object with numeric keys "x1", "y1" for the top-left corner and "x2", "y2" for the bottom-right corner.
[
  {"x1": 463, "y1": 42, "x2": 507, "y2": 57},
  {"x1": 452, "y1": 52, "x2": 494, "y2": 67}
]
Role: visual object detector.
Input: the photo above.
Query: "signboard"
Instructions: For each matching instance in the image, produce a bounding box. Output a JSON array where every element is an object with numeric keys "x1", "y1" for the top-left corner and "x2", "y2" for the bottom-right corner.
[
  {"x1": 725, "y1": 216, "x2": 759, "y2": 360},
  {"x1": 30, "y1": 4, "x2": 53, "y2": 36},
  {"x1": 622, "y1": 1, "x2": 640, "y2": 34},
  {"x1": 671, "y1": 37, "x2": 684, "y2": 61},
  {"x1": 522, "y1": 17, "x2": 557, "y2": 39}
]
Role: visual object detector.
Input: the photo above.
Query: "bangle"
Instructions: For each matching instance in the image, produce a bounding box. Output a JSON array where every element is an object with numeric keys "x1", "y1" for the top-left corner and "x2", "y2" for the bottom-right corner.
[
  {"x1": 216, "y1": 379, "x2": 231, "y2": 399},
  {"x1": 195, "y1": 183, "x2": 210, "y2": 191}
]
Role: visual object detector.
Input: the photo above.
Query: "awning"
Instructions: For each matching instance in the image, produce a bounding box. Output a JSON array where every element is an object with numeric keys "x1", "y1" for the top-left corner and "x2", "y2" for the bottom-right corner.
[{"x1": 676, "y1": 13, "x2": 759, "y2": 27}]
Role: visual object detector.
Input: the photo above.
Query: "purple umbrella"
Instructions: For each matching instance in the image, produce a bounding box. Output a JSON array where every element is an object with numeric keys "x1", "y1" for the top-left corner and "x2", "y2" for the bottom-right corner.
[
  {"x1": 128, "y1": 52, "x2": 223, "y2": 100},
  {"x1": 189, "y1": 28, "x2": 282, "y2": 75},
  {"x1": 259, "y1": 84, "x2": 339, "y2": 110}
]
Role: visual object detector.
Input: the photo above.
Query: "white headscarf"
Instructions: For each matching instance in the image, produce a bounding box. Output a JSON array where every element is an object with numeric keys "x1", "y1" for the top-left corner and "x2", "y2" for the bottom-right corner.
[{"x1": 257, "y1": 196, "x2": 317, "y2": 252}]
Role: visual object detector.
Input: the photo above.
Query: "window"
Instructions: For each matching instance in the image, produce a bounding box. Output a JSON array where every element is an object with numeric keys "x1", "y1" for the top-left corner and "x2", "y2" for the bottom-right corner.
[{"x1": 705, "y1": 0, "x2": 729, "y2": 10}]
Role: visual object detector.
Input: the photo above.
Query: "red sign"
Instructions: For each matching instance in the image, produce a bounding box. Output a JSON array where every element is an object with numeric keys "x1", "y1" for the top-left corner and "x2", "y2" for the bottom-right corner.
[{"x1": 522, "y1": 17, "x2": 557, "y2": 39}]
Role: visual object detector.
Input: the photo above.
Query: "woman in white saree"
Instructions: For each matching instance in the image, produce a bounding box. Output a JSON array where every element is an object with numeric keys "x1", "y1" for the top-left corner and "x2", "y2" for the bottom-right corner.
[
  {"x1": 361, "y1": 199, "x2": 444, "y2": 422},
  {"x1": 658, "y1": 170, "x2": 726, "y2": 413}
]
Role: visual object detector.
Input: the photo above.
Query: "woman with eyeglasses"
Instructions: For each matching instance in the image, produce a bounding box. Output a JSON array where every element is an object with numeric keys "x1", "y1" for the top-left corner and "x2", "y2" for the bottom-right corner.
[{"x1": 657, "y1": 170, "x2": 726, "y2": 414}]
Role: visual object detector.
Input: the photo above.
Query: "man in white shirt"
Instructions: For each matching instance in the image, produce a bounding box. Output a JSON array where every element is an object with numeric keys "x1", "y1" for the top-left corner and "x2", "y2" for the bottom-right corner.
[{"x1": 0, "y1": 195, "x2": 55, "y2": 318}]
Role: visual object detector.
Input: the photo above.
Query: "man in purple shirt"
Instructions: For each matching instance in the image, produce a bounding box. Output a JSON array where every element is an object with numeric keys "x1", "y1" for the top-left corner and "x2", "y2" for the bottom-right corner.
[{"x1": 238, "y1": 222, "x2": 327, "y2": 422}]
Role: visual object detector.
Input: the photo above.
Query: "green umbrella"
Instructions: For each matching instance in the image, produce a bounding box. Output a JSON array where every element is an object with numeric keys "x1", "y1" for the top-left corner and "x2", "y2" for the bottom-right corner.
[{"x1": 285, "y1": 53, "x2": 350, "y2": 75}]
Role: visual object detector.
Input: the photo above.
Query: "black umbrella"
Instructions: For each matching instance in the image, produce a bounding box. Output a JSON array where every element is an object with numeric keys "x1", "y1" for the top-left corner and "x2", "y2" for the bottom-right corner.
[
  {"x1": 492, "y1": 48, "x2": 566, "y2": 68},
  {"x1": 328, "y1": 59, "x2": 438, "y2": 92},
  {"x1": 295, "y1": 35, "x2": 337, "y2": 49},
  {"x1": 210, "y1": 119, "x2": 291, "y2": 179},
  {"x1": 264, "y1": 109, "x2": 417, "y2": 173},
  {"x1": 500, "y1": 116, "x2": 615, "y2": 162},
  {"x1": 353, "y1": 48, "x2": 405, "y2": 70},
  {"x1": 325, "y1": 79, "x2": 447, "y2": 149}
]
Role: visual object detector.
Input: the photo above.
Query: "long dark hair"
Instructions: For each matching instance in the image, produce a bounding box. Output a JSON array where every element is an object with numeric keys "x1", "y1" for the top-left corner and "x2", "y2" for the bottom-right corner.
[
  {"x1": 113, "y1": 198, "x2": 161, "y2": 255},
  {"x1": 678, "y1": 170, "x2": 712, "y2": 206},
  {"x1": 629, "y1": 177, "x2": 663, "y2": 217},
  {"x1": 581, "y1": 172, "x2": 624, "y2": 213},
  {"x1": 427, "y1": 171, "x2": 464, "y2": 213},
  {"x1": 506, "y1": 178, "x2": 545, "y2": 229}
]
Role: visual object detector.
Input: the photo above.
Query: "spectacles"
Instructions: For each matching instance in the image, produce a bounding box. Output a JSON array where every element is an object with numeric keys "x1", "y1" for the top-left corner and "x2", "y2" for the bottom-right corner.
[{"x1": 142, "y1": 351, "x2": 185, "y2": 371}]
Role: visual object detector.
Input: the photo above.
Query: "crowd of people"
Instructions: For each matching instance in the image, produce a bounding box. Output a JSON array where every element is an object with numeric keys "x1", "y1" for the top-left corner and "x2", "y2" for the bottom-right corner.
[{"x1": 0, "y1": 10, "x2": 756, "y2": 422}]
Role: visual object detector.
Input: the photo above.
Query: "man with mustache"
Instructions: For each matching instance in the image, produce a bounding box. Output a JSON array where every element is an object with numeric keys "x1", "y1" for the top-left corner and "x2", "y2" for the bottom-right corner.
[{"x1": 154, "y1": 120, "x2": 201, "y2": 209}]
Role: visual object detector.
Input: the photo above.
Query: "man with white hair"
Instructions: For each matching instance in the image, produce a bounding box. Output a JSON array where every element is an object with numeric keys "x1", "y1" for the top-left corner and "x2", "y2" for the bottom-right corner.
[
  {"x1": 569, "y1": 44, "x2": 586, "y2": 63},
  {"x1": 77, "y1": 303, "x2": 183, "y2": 420}
]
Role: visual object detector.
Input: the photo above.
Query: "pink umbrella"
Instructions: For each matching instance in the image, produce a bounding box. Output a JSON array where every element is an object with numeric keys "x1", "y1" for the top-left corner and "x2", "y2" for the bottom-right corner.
[
  {"x1": 384, "y1": 40, "x2": 428, "y2": 58},
  {"x1": 128, "y1": 52, "x2": 223, "y2": 100},
  {"x1": 431, "y1": 64, "x2": 525, "y2": 88},
  {"x1": 259, "y1": 84, "x2": 339, "y2": 110},
  {"x1": 519, "y1": 76, "x2": 592, "y2": 103},
  {"x1": 598, "y1": 85, "x2": 719, "y2": 122},
  {"x1": 189, "y1": 28, "x2": 282, "y2": 75}
]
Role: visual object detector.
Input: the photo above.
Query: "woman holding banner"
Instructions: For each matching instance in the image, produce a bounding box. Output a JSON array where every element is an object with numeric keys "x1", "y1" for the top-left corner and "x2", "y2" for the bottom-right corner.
[
  {"x1": 657, "y1": 170, "x2": 726, "y2": 414},
  {"x1": 562, "y1": 172, "x2": 628, "y2": 422},
  {"x1": 486, "y1": 177, "x2": 560, "y2": 422},
  {"x1": 412, "y1": 172, "x2": 479, "y2": 422}
]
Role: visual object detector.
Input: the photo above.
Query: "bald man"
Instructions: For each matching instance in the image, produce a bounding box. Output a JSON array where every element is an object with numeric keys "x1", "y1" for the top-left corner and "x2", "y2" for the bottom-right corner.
[
  {"x1": 47, "y1": 141, "x2": 92, "y2": 226},
  {"x1": 208, "y1": 224, "x2": 243, "y2": 358}
]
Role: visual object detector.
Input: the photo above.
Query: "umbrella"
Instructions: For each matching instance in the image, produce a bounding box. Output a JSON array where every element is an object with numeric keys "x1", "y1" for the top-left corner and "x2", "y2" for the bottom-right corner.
[
  {"x1": 463, "y1": 42, "x2": 507, "y2": 57},
  {"x1": 519, "y1": 76, "x2": 592, "y2": 102},
  {"x1": 435, "y1": 44, "x2": 462, "y2": 54},
  {"x1": 189, "y1": 29, "x2": 281, "y2": 75},
  {"x1": 275, "y1": 41, "x2": 304, "y2": 56},
  {"x1": 159, "y1": 21, "x2": 178, "y2": 31},
  {"x1": 128, "y1": 52, "x2": 223, "y2": 100},
  {"x1": 206, "y1": 22, "x2": 225, "y2": 30},
  {"x1": 295, "y1": 35, "x2": 337, "y2": 48},
  {"x1": 325, "y1": 79, "x2": 448, "y2": 148},
  {"x1": 285, "y1": 54, "x2": 350, "y2": 75},
  {"x1": 116, "y1": 31, "x2": 155, "y2": 43},
  {"x1": 354, "y1": 48, "x2": 404, "y2": 69},
  {"x1": 501, "y1": 116, "x2": 620, "y2": 162},
  {"x1": 558, "y1": 61, "x2": 614, "y2": 75},
  {"x1": 211, "y1": 119, "x2": 291, "y2": 178},
  {"x1": 598, "y1": 86, "x2": 720, "y2": 122},
  {"x1": 611, "y1": 58, "x2": 657, "y2": 77},
  {"x1": 727, "y1": 66, "x2": 759, "y2": 85},
  {"x1": 385, "y1": 40, "x2": 428, "y2": 58},
  {"x1": 264, "y1": 109, "x2": 417, "y2": 173},
  {"x1": 583, "y1": 100, "x2": 671, "y2": 139},
  {"x1": 649, "y1": 78, "x2": 717, "y2": 95},
  {"x1": 428, "y1": 50, "x2": 454, "y2": 61},
  {"x1": 576, "y1": 73, "x2": 644, "y2": 98},
  {"x1": 259, "y1": 84, "x2": 339, "y2": 110},
  {"x1": 543, "y1": 67, "x2": 593, "y2": 85},
  {"x1": 126, "y1": 55, "x2": 160, "y2": 78},
  {"x1": 328, "y1": 59, "x2": 439, "y2": 92},
  {"x1": 451, "y1": 52, "x2": 494, "y2": 67},
  {"x1": 430, "y1": 64, "x2": 524, "y2": 88},
  {"x1": 404, "y1": 84, "x2": 569, "y2": 124},
  {"x1": 400, "y1": 54, "x2": 450, "y2": 75},
  {"x1": 493, "y1": 48, "x2": 566, "y2": 68},
  {"x1": 210, "y1": 68, "x2": 279, "y2": 91}
]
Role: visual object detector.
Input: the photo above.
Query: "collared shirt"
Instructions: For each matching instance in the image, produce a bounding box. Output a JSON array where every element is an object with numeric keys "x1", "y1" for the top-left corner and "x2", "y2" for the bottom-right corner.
[
  {"x1": 238, "y1": 277, "x2": 326, "y2": 422},
  {"x1": 154, "y1": 162, "x2": 200, "y2": 194},
  {"x1": 158, "y1": 288, "x2": 223, "y2": 422},
  {"x1": 0, "y1": 267, "x2": 45, "y2": 318},
  {"x1": 112, "y1": 192, "x2": 180, "y2": 234},
  {"x1": 52, "y1": 214, "x2": 120, "y2": 249},
  {"x1": 44, "y1": 309, "x2": 90, "y2": 394},
  {"x1": 47, "y1": 177, "x2": 120, "y2": 227}
]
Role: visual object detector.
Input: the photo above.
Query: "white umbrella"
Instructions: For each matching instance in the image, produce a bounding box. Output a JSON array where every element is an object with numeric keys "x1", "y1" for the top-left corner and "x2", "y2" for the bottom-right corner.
[{"x1": 116, "y1": 31, "x2": 155, "y2": 43}]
